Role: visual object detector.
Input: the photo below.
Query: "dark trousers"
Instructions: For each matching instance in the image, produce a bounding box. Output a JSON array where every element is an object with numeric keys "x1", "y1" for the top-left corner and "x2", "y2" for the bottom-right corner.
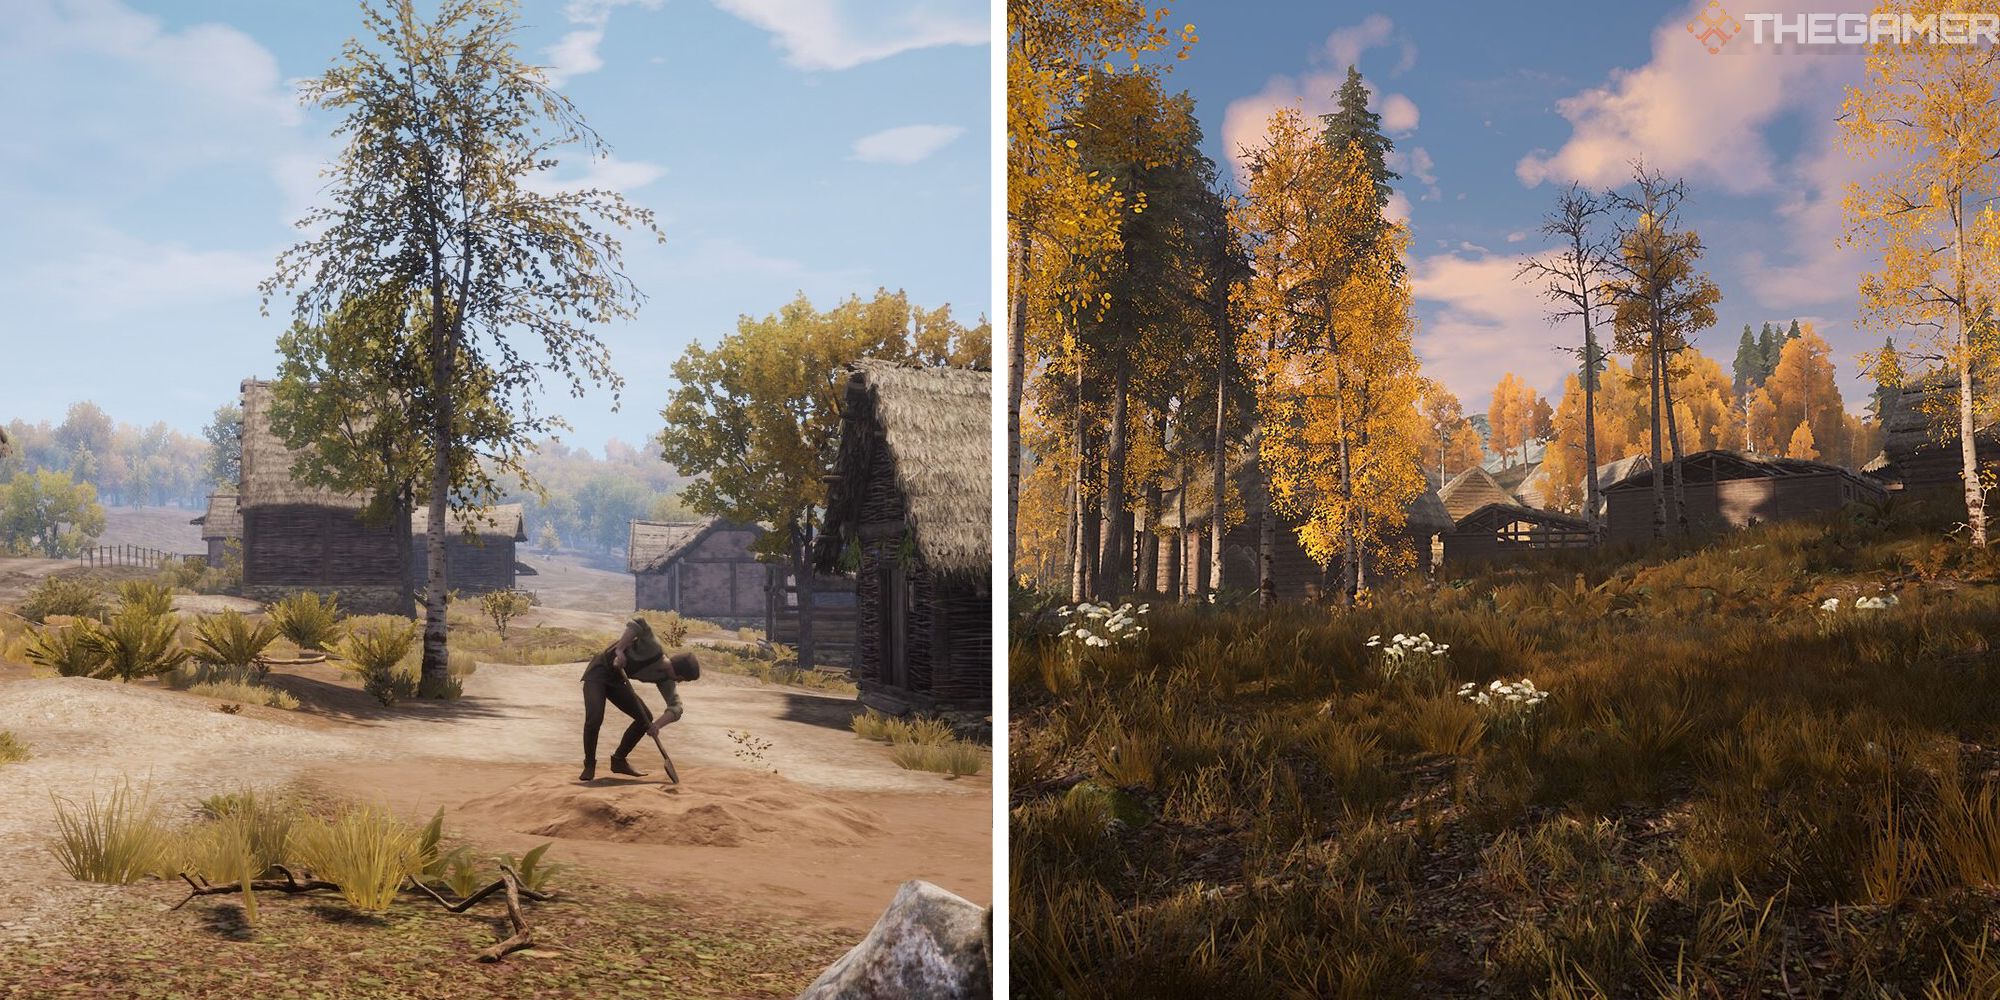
[{"x1": 582, "y1": 670, "x2": 654, "y2": 763}]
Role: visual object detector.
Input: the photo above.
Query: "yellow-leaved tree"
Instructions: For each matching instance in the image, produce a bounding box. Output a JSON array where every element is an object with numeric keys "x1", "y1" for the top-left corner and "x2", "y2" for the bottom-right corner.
[
  {"x1": 1237, "y1": 106, "x2": 1424, "y2": 600},
  {"x1": 1840, "y1": 0, "x2": 2000, "y2": 545}
]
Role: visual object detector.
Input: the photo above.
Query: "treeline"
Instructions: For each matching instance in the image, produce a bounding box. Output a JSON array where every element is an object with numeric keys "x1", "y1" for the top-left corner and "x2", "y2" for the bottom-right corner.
[
  {"x1": 1011, "y1": 3, "x2": 1424, "y2": 605},
  {"x1": 502, "y1": 438, "x2": 692, "y2": 558},
  {"x1": 0, "y1": 402, "x2": 227, "y2": 508}
]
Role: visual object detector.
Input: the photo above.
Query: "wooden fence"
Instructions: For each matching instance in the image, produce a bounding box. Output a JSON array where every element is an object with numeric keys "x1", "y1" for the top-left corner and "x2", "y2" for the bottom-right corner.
[{"x1": 78, "y1": 545, "x2": 202, "y2": 570}]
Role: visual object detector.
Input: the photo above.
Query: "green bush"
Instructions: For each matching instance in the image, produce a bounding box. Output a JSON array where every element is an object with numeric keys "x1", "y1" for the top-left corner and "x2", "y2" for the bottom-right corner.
[
  {"x1": 479, "y1": 590, "x2": 533, "y2": 638},
  {"x1": 269, "y1": 591, "x2": 345, "y2": 652},
  {"x1": 290, "y1": 805, "x2": 421, "y2": 913},
  {"x1": 86, "y1": 607, "x2": 189, "y2": 682},
  {"x1": 339, "y1": 615, "x2": 419, "y2": 706},
  {"x1": 114, "y1": 579, "x2": 176, "y2": 617},
  {"x1": 155, "y1": 556, "x2": 209, "y2": 592},
  {"x1": 189, "y1": 610, "x2": 281, "y2": 674},
  {"x1": 48, "y1": 781, "x2": 175, "y2": 884},
  {"x1": 493, "y1": 842, "x2": 563, "y2": 894},
  {"x1": 19, "y1": 577, "x2": 106, "y2": 623},
  {"x1": 0, "y1": 730, "x2": 29, "y2": 764},
  {"x1": 24, "y1": 620, "x2": 109, "y2": 677}
]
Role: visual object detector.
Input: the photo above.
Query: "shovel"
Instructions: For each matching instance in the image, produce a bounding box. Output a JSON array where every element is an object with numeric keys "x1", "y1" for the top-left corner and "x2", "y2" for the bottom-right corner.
[{"x1": 644, "y1": 713, "x2": 681, "y2": 785}]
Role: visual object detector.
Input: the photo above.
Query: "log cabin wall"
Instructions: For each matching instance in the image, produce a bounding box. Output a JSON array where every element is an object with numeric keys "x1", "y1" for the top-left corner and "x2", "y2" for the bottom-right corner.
[
  {"x1": 632, "y1": 524, "x2": 770, "y2": 628},
  {"x1": 241, "y1": 504, "x2": 407, "y2": 614},
  {"x1": 407, "y1": 534, "x2": 518, "y2": 596}
]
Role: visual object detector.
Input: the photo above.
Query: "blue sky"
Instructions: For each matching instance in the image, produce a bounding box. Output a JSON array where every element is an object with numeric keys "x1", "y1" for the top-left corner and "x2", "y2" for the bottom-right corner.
[
  {"x1": 1167, "y1": 0, "x2": 1886, "y2": 416},
  {"x1": 0, "y1": 0, "x2": 990, "y2": 452}
]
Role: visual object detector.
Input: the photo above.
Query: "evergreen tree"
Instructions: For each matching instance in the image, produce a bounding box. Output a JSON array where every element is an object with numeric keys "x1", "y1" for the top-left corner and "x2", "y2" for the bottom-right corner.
[
  {"x1": 1756, "y1": 322, "x2": 1780, "y2": 382},
  {"x1": 1786, "y1": 319, "x2": 1802, "y2": 341},
  {"x1": 1731, "y1": 324, "x2": 1758, "y2": 398},
  {"x1": 1317, "y1": 66, "x2": 1398, "y2": 214}
]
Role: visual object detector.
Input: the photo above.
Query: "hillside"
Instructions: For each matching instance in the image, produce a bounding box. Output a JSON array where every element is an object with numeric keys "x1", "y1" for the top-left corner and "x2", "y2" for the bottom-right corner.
[{"x1": 1011, "y1": 500, "x2": 2000, "y2": 997}]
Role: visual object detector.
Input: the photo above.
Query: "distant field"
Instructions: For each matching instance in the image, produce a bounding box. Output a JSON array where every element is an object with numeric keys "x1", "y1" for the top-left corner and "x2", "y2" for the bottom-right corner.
[
  {"x1": 516, "y1": 550, "x2": 634, "y2": 613},
  {"x1": 95, "y1": 506, "x2": 205, "y2": 554}
]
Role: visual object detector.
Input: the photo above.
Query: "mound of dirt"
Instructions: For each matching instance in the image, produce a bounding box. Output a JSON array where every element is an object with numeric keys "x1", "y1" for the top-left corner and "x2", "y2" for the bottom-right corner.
[{"x1": 458, "y1": 770, "x2": 888, "y2": 849}]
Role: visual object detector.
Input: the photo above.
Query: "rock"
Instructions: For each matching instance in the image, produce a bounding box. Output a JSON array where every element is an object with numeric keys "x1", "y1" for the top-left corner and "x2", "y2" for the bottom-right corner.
[{"x1": 795, "y1": 880, "x2": 990, "y2": 1000}]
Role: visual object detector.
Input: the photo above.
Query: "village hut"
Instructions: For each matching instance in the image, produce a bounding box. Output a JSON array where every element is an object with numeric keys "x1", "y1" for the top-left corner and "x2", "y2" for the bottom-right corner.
[
  {"x1": 1442, "y1": 502, "x2": 1596, "y2": 568},
  {"x1": 1494, "y1": 461, "x2": 1541, "y2": 503},
  {"x1": 1439, "y1": 466, "x2": 1519, "y2": 521},
  {"x1": 764, "y1": 560, "x2": 859, "y2": 669},
  {"x1": 1158, "y1": 456, "x2": 1453, "y2": 600},
  {"x1": 408, "y1": 504, "x2": 527, "y2": 596},
  {"x1": 237, "y1": 380, "x2": 407, "y2": 613},
  {"x1": 1863, "y1": 375, "x2": 2000, "y2": 504},
  {"x1": 188, "y1": 492, "x2": 242, "y2": 568},
  {"x1": 626, "y1": 518, "x2": 842, "y2": 644},
  {"x1": 814, "y1": 361, "x2": 990, "y2": 719},
  {"x1": 1603, "y1": 449, "x2": 1886, "y2": 544}
]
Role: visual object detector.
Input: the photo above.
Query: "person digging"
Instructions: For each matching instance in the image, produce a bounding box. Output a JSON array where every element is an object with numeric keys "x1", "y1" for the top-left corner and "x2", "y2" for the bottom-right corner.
[{"x1": 579, "y1": 616, "x2": 701, "y2": 783}]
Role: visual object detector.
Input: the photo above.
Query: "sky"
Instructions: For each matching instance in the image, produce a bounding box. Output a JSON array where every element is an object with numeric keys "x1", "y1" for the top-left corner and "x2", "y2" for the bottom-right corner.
[
  {"x1": 1165, "y1": 0, "x2": 1894, "y2": 418},
  {"x1": 0, "y1": 0, "x2": 990, "y2": 453}
]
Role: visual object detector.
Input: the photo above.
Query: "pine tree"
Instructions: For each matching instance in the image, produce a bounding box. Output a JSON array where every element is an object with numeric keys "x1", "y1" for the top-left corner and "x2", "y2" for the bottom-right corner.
[
  {"x1": 1318, "y1": 66, "x2": 1399, "y2": 215},
  {"x1": 1786, "y1": 318, "x2": 1802, "y2": 342},
  {"x1": 1731, "y1": 324, "x2": 1758, "y2": 399},
  {"x1": 1757, "y1": 322, "x2": 1779, "y2": 383}
]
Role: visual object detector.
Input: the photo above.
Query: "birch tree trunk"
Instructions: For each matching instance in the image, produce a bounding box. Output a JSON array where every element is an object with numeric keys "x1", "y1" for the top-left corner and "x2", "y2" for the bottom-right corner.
[
  {"x1": 1953, "y1": 191, "x2": 1988, "y2": 546},
  {"x1": 1008, "y1": 234, "x2": 1029, "y2": 572},
  {"x1": 1098, "y1": 366, "x2": 1131, "y2": 595}
]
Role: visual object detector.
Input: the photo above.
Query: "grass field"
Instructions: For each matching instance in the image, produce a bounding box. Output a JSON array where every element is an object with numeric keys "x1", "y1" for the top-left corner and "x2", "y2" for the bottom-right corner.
[{"x1": 1011, "y1": 497, "x2": 2000, "y2": 998}]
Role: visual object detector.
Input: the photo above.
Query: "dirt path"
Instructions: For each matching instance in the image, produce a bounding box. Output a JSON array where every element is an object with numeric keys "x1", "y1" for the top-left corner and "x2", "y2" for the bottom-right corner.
[{"x1": 0, "y1": 661, "x2": 989, "y2": 944}]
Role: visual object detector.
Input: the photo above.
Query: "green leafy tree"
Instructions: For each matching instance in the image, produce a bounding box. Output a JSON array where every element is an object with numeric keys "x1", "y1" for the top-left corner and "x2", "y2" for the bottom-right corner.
[
  {"x1": 263, "y1": 0, "x2": 662, "y2": 690},
  {"x1": 1732, "y1": 324, "x2": 1759, "y2": 398},
  {"x1": 658, "y1": 290, "x2": 986, "y2": 667},
  {"x1": 201, "y1": 405, "x2": 242, "y2": 487},
  {"x1": 1, "y1": 470, "x2": 106, "y2": 557}
]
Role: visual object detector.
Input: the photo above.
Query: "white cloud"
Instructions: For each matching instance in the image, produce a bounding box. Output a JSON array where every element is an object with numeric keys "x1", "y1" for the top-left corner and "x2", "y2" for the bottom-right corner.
[
  {"x1": 1506, "y1": 231, "x2": 1528, "y2": 243},
  {"x1": 21, "y1": 232, "x2": 272, "y2": 320},
  {"x1": 710, "y1": 0, "x2": 986, "y2": 72},
  {"x1": 1378, "y1": 93, "x2": 1419, "y2": 133},
  {"x1": 1391, "y1": 146, "x2": 1439, "y2": 201},
  {"x1": 850, "y1": 124, "x2": 964, "y2": 164},
  {"x1": 1219, "y1": 17, "x2": 1419, "y2": 186},
  {"x1": 1412, "y1": 250, "x2": 1573, "y2": 403},
  {"x1": 523, "y1": 153, "x2": 669, "y2": 196},
  {"x1": 1513, "y1": 0, "x2": 1853, "y2": 194},
  {"x1": 544, "y1": 0, "x2": 666, "y2": 85}
]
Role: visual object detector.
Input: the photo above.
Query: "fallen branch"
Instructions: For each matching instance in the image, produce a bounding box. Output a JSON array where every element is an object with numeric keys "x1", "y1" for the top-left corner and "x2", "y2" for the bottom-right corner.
[{"x1": 170, "y1": 868, "x2": 340, "y2": 911}]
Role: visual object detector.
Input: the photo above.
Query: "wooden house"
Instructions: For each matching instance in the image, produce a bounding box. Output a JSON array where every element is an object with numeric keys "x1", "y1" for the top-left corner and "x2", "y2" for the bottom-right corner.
[
  {"x1": 1158, "y1": 456, "x2": 1453, "y2": 600},
  {"x1": 1442, "y1": 503, "x2": 1595, "y2": 568},
  {"x1": 815, "y1": 361, "x2": 991, "y2": 719},
  {"x1": 1603, "y1": 450, "x2": 1886, "y2": 544},
  {"x1": 189, "y1": 492, "x2": 242, "y2": 568},
  {"x1": 764, "y1": 562, "x2": 859, "y2": 670},
  {"x1": 238, "y1": 380, "x2": 409, "y2": 613},
  {"x1": 1439, "y1": 466, "x2": 1519, "y2": 522},
  {"x1": 408, "y1": 504, "x2": 527, "y2": 596},
  {"x1": 628, "y1": 519, "x2": 795, "y2": 632},
  {"x1": 1864, "y1": 376, "x2": 1999, "y2": 504}
]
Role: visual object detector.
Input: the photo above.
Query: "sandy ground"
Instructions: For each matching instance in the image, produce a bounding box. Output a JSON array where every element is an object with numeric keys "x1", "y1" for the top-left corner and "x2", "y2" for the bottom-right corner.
[{"x1": 0, "y1": 660, "x2": 989, "y2": 943}]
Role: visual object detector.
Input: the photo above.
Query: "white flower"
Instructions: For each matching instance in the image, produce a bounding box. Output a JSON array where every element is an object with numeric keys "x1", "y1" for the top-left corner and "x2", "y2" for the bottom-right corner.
[
  {"x1": 1086, "y1": 635, "x2": 1109, "y2": 648},
  {"x1": 1819, "y1": 597, "x2": 1841, "y2": 612}
]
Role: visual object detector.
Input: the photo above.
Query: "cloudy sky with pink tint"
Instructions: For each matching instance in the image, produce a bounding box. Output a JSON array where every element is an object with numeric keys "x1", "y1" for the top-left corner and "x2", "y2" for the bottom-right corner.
[{"x1": 1173, "y1": 0, "x2": 1889, "y2": 418}]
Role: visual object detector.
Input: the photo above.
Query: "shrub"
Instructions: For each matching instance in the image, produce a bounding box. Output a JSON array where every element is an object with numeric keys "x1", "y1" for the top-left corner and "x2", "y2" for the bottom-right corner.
[
  {"x1": 290, "y1": 805, "x2": 420, "y2": 912},
  {"x1": 156, "y1": 556, "x2": 209, "y2": 592},
  {"x1": 269, "y1": 591, "x2": 345, "y2": 652},
  {"x1": 86, "y1": 606, "x2": 189, "y2": 682},
  {"x1": 637, "y1": 610, "x2": 690, "y2": 648},
  {"x1": 338, "y1": 615, "x2": 419, "y2": 707},
  {"x1": 851, "y1": 710, "x2": 896, "y2": 741},
  {"x1": 493, "y1": 843, "x2": 563, "y2": 894},
  {"x1": 0, "y1": 730, "x2": 28, "y2": 764},
  {"x1": 19, "y1": 577, "x2": 106, "y2": 623},
  {"x1": 114, "y1": 579, "x2": 176, "y2": 617},
  {"x1": 48, "y1": 782, "x2": 174, "y2": 884},
  {"x1": 189, "y1": 610, "x2": 281, "y2": 674},
  {"x1": 479, "y1": 590, "x2": 532, "y2": 638},
  {"x1": 23, "y1": 619, "x2": 108, "y2": 677},
  {"x1": 417, "y1": 673, "x2": 462, "y2": 700},
  {"x1": 187, "y1": 678, "x2": 299, "y2": 711}
]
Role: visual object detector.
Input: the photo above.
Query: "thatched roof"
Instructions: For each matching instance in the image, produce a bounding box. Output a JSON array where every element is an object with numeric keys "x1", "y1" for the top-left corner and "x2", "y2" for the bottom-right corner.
[
  {"x1": 628, "y1": 518, "x2": 749, "y2": 574},
  {"x1": 413, "y1": 503, "x2": 525, "y2": 541},
  {"x1": 1439, "y1": 466, "x2": 1517, "y2": 520},
  {"x1": 238, "y1": 379, "x2": 367, "y2": 511},
  {"x1": 1493, "y1": 461, "x2": 1540, "y2": 496},
  {"x1": 817, "y1": 361, "x2": 991, "y2": 578},
  {"x1": 191, "y1": 493, "x2": 242, "y2": 541}
]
